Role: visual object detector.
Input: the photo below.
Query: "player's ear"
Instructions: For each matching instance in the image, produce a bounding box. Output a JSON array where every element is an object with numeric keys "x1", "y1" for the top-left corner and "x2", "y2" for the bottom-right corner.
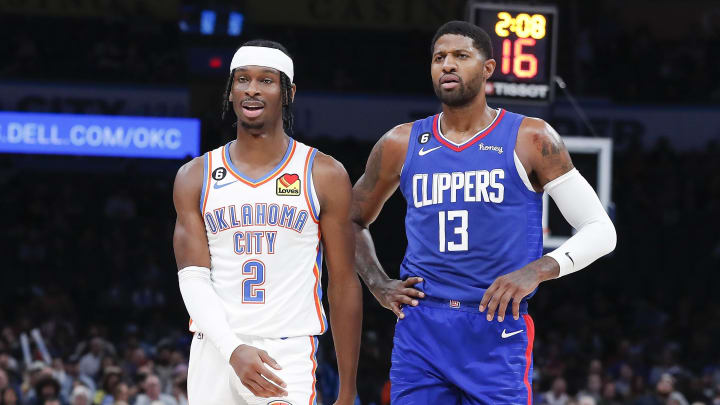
[
  {"x1": 484, "y1": 58, "x2": 496, "y2": 80},
  {"x1": 290, "y1": 83, "x2": 297, "y2": 104}
]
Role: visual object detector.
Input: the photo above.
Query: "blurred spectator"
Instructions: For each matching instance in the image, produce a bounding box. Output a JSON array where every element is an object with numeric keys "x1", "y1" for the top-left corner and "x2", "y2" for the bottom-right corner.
[
  {"x1": 78, "y1": 339, "x2": 106, "y2": 379},
  {"x1": 94, "y1": 367, "x2": 122, "y2": 405},
  {"x1": 634, "y1": 373, "x2": 685, "y2": 405},
  {"x1": 578, "y1": 374, "x2": 602, "y2": 405},
  {"x1": 112, "y1": 382, "x2": 130, "y2": 405},
  {"x1": 542, "y1": 377, "x2": 570, "y2": 405},
  {"x1": 170, "y1": 377, "x2": 186, "y2": 405},
  {"x1": 69, "y1": 386, "x2": 91, "y2": 405},
  {"x1": 577, "y1": 394, "x2": 596, "y2": 405},
  {"x1": 667, "y1": 391, "x2": 689, "y2": 405},
  {"x1": 600, "y1": 382, "x2": 621, "y2": 405},
  {"x1": 649, "y1": 347, "x2": 686, "y2": 386},
  {"x1": 29, "y1": 375, "x2": 61, "y2": 405},
  {"x1": 0, "y1": 370, "x2": 9, "y2": 393},
  {"x1": 614, "y1": 364, "x2": 634, "y2": 399},
  {"x1": 58, "y1": 358, "x2": 94, "y2": 401},
  {"x1": 133, "y1": 375, "x2": 176, "y2": 405},
  {"x1": 1, "y1": 387, "x2": 20, "y2": 405}
]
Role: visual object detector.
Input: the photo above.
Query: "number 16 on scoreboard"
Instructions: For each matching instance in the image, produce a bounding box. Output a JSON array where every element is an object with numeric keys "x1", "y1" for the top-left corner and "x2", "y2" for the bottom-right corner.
[{"x1": 467, "y1": 2, "x2": 558, "y2": 104}]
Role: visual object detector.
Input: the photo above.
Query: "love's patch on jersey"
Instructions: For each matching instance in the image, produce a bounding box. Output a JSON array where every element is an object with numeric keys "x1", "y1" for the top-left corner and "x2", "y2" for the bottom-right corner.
[{"x1": 276, "y1": 173, "x2": 301, "y2": 196}]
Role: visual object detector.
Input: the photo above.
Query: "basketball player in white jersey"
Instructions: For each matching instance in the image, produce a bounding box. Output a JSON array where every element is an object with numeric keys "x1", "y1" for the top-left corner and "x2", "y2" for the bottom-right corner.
[{"x1": 173, "y1": 40, "x2": 362, "y2": 405}]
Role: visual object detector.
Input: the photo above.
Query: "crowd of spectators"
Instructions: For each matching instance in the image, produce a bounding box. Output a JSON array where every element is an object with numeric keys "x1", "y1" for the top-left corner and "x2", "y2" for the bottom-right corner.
[
  {"x1": 1, "y1": 134, "x2": 719, "y2": 405},
  {"x1": 0, "y1": 15, "x2": 183, "y2": 84},
  {"x1": 1, "y1": 3, "x2": 719, "y2": 103}
]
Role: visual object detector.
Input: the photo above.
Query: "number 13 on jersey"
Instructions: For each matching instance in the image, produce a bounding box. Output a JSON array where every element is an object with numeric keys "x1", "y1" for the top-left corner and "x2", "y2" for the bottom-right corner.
[{"x1": 439, "y1": 210, "x2": 468, "y2": 252}]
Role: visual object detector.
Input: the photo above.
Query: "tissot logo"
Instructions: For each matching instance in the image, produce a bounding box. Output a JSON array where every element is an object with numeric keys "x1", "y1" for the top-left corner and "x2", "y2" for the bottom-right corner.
[{"x1": 276, "y1": 173, "x2": 301, "y2": 196}]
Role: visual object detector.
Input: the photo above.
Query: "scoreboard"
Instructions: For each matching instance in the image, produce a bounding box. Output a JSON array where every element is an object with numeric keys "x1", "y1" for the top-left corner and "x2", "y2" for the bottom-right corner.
[{"x1": 467, "y1": 2, "x2": 558, "y2": 104}]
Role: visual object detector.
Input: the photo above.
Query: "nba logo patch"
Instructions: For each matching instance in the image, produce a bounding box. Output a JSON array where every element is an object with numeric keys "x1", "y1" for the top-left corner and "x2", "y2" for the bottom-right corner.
[
  {"x1": 276, "y1": 173, "x2": 301, "y2": 196},
  {"x1": 449, "y1": 300, "x2": 460, "y2": 308}
]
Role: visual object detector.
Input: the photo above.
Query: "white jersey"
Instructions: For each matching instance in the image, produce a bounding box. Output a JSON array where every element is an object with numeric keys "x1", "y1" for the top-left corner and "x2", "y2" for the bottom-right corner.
[{"x1": 190, "y1": 138, "x2": 326, "y2": 338}]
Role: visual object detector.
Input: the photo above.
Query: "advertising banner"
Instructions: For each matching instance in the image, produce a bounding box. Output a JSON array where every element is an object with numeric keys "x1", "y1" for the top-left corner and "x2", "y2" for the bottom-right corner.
[{"x1": 0, "y1": 112, "x2": 200, "y2": 159}]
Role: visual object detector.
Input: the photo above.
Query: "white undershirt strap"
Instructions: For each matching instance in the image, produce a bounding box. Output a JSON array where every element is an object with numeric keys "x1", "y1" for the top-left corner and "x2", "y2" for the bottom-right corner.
[{"x1": 514, "y1": 151, "x2": 535, "y2": 192}]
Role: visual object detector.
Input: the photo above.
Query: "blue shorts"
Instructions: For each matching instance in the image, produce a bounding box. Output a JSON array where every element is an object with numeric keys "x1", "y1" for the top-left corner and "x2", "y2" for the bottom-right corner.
[{"x1": 390, "y1": 298, "x2": 534, "y2": 405}]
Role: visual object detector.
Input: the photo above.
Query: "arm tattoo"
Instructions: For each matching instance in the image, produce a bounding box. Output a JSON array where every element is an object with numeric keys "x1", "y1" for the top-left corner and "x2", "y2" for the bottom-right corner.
[
  {"x1": 535, "y1": 126, "x2": 574, "y2": 183},
  {"x1": 541, "y1": 139, "x2": 561, "y2": 157}
]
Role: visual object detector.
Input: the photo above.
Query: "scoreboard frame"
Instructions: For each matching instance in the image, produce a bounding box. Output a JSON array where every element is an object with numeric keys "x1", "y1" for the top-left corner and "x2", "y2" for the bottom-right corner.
[{"x1": 466, "y1": 2, "x2": 559, "y2": 105}]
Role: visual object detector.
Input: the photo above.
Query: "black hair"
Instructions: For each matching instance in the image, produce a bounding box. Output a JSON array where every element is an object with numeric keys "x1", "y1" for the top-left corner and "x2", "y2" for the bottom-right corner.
[
  {"x1": 222, "y1": 39, "x2": 294, "y2": 133},
  {"x1": 431, "y1": 21, "x2": 493, "y2": 59}
]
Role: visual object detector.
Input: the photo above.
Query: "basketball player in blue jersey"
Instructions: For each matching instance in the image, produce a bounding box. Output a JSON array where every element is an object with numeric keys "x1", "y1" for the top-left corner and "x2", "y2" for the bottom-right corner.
[
  {"x1": 352, "y1": 21, "x2": 617, "y2": 404},
  {"x1": 173, "y1": 40, "x2": 361, "y2": 405}
]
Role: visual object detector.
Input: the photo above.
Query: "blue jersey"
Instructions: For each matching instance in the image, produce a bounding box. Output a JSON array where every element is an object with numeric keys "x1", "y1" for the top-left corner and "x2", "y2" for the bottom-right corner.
[{"x1": 399, "y1": 109, "x2": 543, "y2": 304}]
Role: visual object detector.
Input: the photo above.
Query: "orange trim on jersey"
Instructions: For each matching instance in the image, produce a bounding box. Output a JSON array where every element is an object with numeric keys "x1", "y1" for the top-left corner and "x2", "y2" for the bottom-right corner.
[
  {"x1": 221, "y1": 141, "x2": 297, "y2": 188},
  {"x1": 308, "y1": 336, "x2": 318, "y2": 405},
  {"x1": 312, "y1": 230, "x2": 326, "y2": 333},
  {"x1": 201, "y1": 152, "x2": 213, "y2": 214},
  {"x1": 303, "y1": 148, "x2": 320, "y2": 224},
  {"x1": 188, "y1": 318, "x2": 193, "y2": 330},
  {"x1": 312, "y1": 262, "x2": 325, "y2": 334}
]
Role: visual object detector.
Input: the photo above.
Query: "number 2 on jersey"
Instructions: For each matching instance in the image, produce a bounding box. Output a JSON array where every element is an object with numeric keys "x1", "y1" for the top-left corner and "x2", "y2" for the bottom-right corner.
[
  {"x1": 439, "y1": 210, "x2": 468, "y2": 252},
  {"x1": 242, "y1": 260, "x2": 265, "y2": 303}
]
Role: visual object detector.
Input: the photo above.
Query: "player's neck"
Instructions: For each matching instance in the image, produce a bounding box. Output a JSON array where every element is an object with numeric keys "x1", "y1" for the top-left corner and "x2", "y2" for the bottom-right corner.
[
  {"x1": 231, "y1": 121, "x2": 289, "y2": 169},
  {"x1": 440, "y1": 96, "x2": 495, "y2": 136}
]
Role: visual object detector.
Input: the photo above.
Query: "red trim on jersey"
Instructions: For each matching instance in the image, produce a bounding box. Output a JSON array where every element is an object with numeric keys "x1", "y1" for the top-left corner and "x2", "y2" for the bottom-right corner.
[
  {"x1": 221, "y1": 141, "x2": 297, "y2": 188},
  {"x1": 432, "y1": 109, "x2": 506, "y2": 152},
  {"x1": 523, "y1": 314, "x2": 535, "y2": 405},
  {"x1": 201, "y1": 152, "x2": 213, "y2": 214},
  {"x1": 303, "y1": 148, "x2": 320, "y2": 224},
  {"x1": 308, "y1": 336, "x2": 318, "y2": 405}
]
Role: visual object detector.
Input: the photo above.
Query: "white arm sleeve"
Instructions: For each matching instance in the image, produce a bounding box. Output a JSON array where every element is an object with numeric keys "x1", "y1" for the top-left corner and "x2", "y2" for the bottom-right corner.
[
  {"x1": 178, "y1": 266, "x2": 242, "y2": 362},
  {"x1": 543, "y1": 169, "x2": 617, "y2": 277}
]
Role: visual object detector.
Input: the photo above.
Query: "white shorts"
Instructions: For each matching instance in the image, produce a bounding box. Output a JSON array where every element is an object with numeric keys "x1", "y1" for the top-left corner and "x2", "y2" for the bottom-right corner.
[{"x1": 187, "y1": 332, "x2": 319, "y2": 405}]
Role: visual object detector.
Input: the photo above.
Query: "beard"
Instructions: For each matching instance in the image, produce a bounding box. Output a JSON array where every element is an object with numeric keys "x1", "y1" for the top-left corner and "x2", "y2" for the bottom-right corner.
[
  {"x1": 240, "y1": 120, "x2": 265, "y2": 131},
  {"x1": 433, "y1": 74, "x2": 484, "y2": 107}
]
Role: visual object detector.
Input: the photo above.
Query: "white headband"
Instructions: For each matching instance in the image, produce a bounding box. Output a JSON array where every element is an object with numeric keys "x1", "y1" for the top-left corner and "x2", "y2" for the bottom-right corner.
[{"x1": 229, "y1": 46, "x2": 294, "y2": 82}]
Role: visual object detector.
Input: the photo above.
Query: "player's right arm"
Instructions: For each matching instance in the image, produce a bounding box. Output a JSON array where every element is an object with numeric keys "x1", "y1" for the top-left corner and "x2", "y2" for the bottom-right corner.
[
  {"x1": 351, "y1": 123, "x2": 425, "y2": 319},
  {"x1": 173, "y1": 157, "x2": 287, "y2": 398}
]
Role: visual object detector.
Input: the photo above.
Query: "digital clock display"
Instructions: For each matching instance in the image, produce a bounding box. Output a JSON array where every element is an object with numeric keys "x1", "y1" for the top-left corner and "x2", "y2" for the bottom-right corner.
[{"x1": 467, "y1": 2, "x2": 558, "y2": 104}]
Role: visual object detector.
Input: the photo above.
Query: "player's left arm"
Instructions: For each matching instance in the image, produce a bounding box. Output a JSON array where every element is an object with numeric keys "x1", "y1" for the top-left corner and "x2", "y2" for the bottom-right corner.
[
  {"x1": 480, "y1": 118, "x2": 617, "y2": 321},
  {"x1": 313, "y1": 152, "x2": 362, "y2": 405}
]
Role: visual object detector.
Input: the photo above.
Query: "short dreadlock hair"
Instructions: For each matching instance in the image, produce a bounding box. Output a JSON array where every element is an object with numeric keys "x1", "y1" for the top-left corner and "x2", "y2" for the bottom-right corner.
[{"x1": 222, "y1": 39, "x2": 294, "y2": 133}]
